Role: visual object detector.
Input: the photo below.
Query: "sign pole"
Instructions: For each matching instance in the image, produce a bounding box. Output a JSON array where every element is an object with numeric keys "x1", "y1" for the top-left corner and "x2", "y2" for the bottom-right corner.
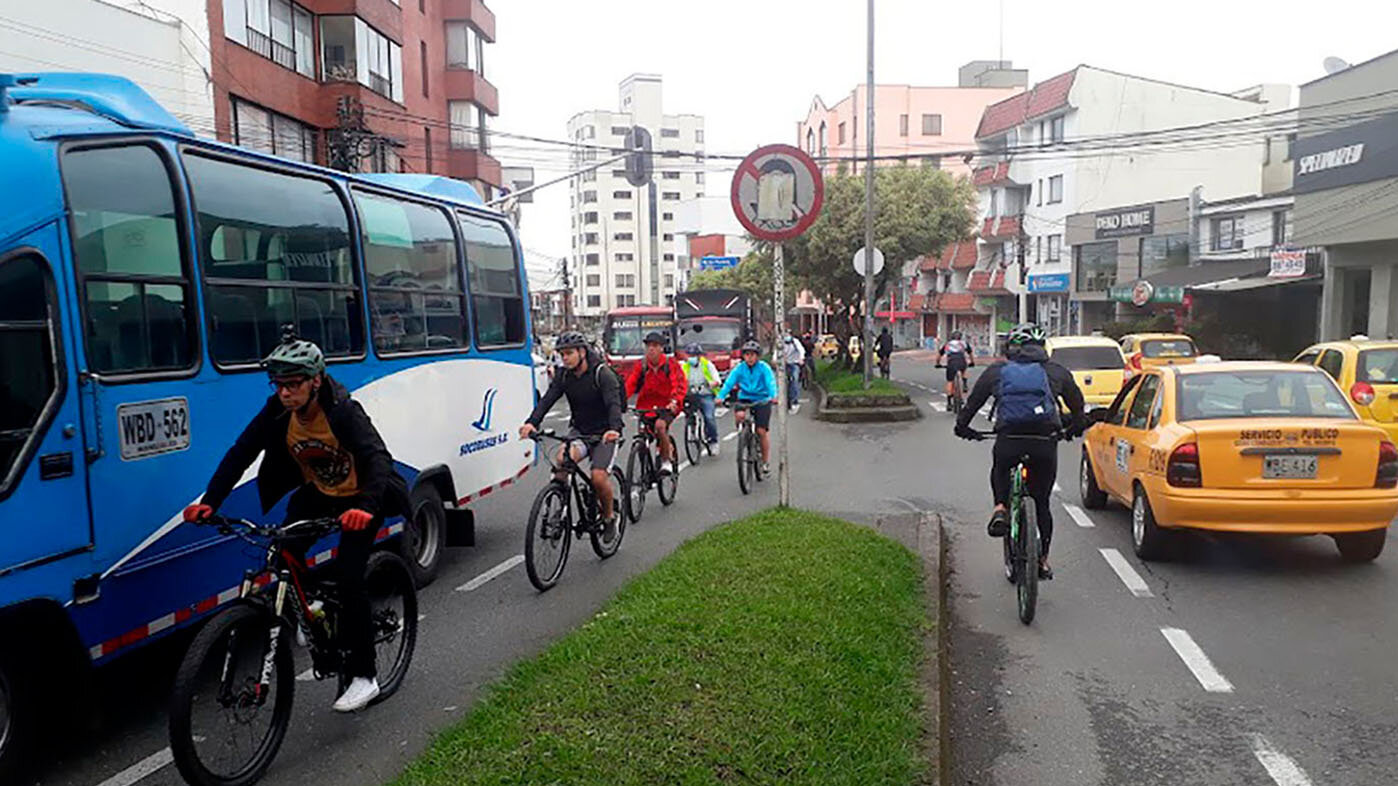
[
  {"x1": 774, "y1": 242, "x2": 790, "y2": 507},
  {"x1": 862, "y1": 0, "x2": 876, "y2": 386}
]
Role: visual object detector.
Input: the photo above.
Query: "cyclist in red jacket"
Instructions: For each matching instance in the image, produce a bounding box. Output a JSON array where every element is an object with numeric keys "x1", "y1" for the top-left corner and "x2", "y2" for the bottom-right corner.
[{"x1": 624, "y1": 331, "x2": 686, "y2": 474}]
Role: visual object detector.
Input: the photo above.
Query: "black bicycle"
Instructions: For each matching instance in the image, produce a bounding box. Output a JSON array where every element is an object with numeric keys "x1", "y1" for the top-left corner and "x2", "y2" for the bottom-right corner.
[
  {"x1": 625, "y1": 408, "x2": 679, "y2": 521},
  {"x1": 939, "y1": 364, "x2": 971, "y2": 415},
  {"x1": 524, "y1": 432, "x2": 630, "y2": 591},
  {"x1": 730, "y1": 401, "x2": 768, "y2": 495},
  {"x1": 169, "y1": 516, "x2": 417, "y2": 786},
  {"x1": 682, "y1": 390, "x2": 715, "y2": 465},
  {"x1": 963, "y1": 429, "x2": 1066, "y2": 625}
]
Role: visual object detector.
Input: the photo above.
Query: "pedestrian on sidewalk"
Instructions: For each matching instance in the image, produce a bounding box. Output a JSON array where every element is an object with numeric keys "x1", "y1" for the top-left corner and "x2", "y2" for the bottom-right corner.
[{"x1": 782, "y1": 333, "x2": 806, "y2": 413}]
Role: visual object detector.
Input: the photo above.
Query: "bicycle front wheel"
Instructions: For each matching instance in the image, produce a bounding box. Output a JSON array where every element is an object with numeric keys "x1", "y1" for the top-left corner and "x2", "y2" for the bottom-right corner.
[
  {"x1": 737, "y1": 429, "x2": 754, "y2": 495},
  {"x1": 525, "y1": 483, "x2": 572, "y2": 591},
  {"x1": 169, "y1": 602, "x2": 295, "y2": 786},
  {"x1": 625, "y1": 444, "x2": 651, "y2": 522},
  {"x1": 1017, "y1": 498, "x2": 1040, "y2": 625}
]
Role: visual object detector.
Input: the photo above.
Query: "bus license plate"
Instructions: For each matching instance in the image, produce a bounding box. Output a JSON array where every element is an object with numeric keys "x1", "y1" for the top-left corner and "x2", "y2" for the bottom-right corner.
[
  {"x1": 117, "y1": 397, "x2": 191, "y2": 460},
  {"x1": 1263, "y1": 455, "x2": 1317, "y2": 480}
]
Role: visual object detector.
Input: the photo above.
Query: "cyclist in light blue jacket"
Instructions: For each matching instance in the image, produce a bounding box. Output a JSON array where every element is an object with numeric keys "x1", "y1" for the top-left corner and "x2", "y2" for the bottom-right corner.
[{"x1": 717, "y1": 340, "x2": 779, "y2": 474}]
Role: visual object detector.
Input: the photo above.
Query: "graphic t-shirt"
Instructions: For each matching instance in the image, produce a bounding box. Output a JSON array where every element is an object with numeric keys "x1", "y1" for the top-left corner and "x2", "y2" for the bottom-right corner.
[{"x1": 285, "y1": 409, "x2": 359, "y2": 497}]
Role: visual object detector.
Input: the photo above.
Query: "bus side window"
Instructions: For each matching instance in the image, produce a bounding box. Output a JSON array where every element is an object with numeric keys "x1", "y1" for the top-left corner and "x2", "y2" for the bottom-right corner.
[
  {"x1": 458, "y1": 213, "x2": 526, "y2": 348},
  {"x1": 63, "y1": 144, "x2": 195, "y2": 374},
  {"x1": 184, "y1": 153, "x2": 363, "y2": 365},
  {"x1": 355, "y1": 191, "x2": 467, "y2": 354},
  {"x1": 0, "y1": 254, "x2": 59, "y2": 498}
]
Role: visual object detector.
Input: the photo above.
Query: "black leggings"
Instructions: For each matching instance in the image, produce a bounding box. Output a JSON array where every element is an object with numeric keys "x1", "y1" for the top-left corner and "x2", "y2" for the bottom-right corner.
[
  {"x1": 990, "y1": 437, "x2": 1057, "y2": 556},
  {"x1": 285, "y1": 488, "x2": 381, "y2": 679}
]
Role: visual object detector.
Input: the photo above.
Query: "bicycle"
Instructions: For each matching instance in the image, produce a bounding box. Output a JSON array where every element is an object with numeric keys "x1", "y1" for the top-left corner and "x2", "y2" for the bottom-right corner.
[
  {"x1": 729, "y1": 401, "x2": 768, "y2": 495},
  {"x1": 681, "y1": 390, "x2": 715, "y2": 466},
  {"x1": 938, "y1": 364, "x2": 971, "y2": 414},
  {"x1": 169, "y1": 515, "x2": 417, "y2": 786},
  {"x1": 523, "y1": 432, "x2": 630, "y2": 591},
  {"x1": 964, "y1": 429, "x2": 1066, "y2": 625},
  {"x1": 625, "y1": 408, "x2": 679, "y2": 521},
  {"x1": 878, "y1": 353, "x2": 891, "y2": 380}
]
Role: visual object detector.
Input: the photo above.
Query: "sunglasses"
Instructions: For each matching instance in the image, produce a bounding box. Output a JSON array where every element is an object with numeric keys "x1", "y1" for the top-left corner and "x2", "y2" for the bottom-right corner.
[{"x1": 269, "y1": 376, "x2": 311, "y2": 392}]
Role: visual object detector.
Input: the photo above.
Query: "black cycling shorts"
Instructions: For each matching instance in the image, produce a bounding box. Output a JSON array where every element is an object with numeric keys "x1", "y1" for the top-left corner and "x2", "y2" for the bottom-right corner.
[
  {"x1": 945, "y1": 355, "x2": 968, "y2": 382},
  {"x1": 739, "y1": 402, "x2": 772, "y2": 430}
]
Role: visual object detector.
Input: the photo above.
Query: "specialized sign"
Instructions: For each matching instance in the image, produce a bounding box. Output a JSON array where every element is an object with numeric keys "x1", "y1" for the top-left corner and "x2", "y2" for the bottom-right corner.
[
  {"x1": 1269, "y1": 246, "x2": 1307, "y2": 278},
  {"x1": 117, "y1": 397, "x2": 191, "y2": 460},
  {"x1": 698, "y1": 255, "x2": 740, "y2": 271},
  {"x1": 730, "y1": 144, "x2": 824, "y2": 242},
  {"x1": 1292, "y1": 110, "x2": 1398, "y2": 194},
  {"x1": 1027, "y1": 272, "x2": 1070, "y2": 293},
  {"x1": 1094, "y1": 205, "x2": 1156, "y2": 239},
  {"x1": 1108, "y1": 281, "x2": 1184, "y2": 305}
]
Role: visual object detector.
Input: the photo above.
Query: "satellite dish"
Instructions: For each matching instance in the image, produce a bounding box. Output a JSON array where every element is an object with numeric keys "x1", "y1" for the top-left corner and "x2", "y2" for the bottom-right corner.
[{"x1": 1323, "y1": 56, "x2": 1352, "y2": 75}]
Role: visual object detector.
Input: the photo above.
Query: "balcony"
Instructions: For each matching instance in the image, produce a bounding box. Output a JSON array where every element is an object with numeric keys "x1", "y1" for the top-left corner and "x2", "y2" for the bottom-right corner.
[
  {"x1": 442, "y1": 0, "x2": 496, "y2": 40},
  {"x1": 444, "y1": 69, "x2": 499, "y2": 115},
  {"x1": 981, "y1": 214, "x2": 1022, "y2": 240},
  {"x1": 446, "y1": 147, "x2": 501, "y2": 186},
  {"x1": 972, "y1": 161, "x2": 1012, "y2": 188}
]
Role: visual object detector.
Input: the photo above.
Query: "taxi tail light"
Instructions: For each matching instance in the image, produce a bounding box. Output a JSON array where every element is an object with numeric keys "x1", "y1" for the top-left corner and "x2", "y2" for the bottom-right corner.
[
  {"x1": 1124, "y1": 352, "x2": 1143, "y2": 379},
  {"x1": 1166, "y1": 442, "x2": 1202, "y2": 487},
  {"x1": 1376, "y1": 441, "x2": 1398, "y2": 488},
  {"x1": 1351, "y1": 381, "x2": 1376, "y2": 407}
]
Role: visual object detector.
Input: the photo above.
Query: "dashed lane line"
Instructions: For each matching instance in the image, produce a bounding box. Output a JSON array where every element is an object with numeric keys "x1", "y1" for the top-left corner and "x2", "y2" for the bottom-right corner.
[
  {"x1": 1161, "y1": 628, "x2": 1235, "y2": 693},
  {"x1": 928, "y1": 400, "x2": 945, "y2": 413},
  {"x1": 94, "y1": 747, "x2": 173, "y2": 786},
  {"x1": 455, "y1": 554, "x2": 525, "y2": 592},
  {"x1": 722, "y1": 431, "x2": 739, "y2": 442},
  {"x1": 1249, "y1": 734, "x2": 1315, "y2": 786},
  {"x1": 1062, "y1": 503, "x2": 1096, "y2": 528},
  {"x1": 1098, "y1": 548, "x2": 1153, "y2": 598}
]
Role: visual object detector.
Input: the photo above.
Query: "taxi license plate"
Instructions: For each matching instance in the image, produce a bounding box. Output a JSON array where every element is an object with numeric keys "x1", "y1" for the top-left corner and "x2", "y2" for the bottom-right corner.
[{"x1": 1263, "y1": 455, "x2": 1317, "y2": 480}]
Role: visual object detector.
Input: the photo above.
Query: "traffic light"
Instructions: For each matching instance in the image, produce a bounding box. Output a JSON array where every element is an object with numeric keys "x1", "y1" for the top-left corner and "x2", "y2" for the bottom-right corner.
[{"x1": 623, "y1": 125, "x2": 653, "y2": 187}]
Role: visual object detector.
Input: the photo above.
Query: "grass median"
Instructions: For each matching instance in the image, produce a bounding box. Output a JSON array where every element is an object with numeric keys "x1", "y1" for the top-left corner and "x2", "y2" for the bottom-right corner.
[
  {"x1": 814, "y1": 360, "x2": 901, "y2": 395},
  {"x1": 393, "y1": 508, "x2": 928, "y2": 786}
]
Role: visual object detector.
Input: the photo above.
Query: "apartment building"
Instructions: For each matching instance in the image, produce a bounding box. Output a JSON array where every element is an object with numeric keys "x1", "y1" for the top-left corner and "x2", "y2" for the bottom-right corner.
[{"x1": 567, "y1": 74, "x2": 705, "y2": 317}]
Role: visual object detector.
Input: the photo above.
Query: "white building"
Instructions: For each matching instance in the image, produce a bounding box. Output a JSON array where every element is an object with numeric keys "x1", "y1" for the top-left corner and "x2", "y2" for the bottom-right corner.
[
  {"x1": 566, "y1": 74, "x2": 706, "y2": 317},
  {"x1": 0, "y1": 0, "x2": 213, "y2": 131}
]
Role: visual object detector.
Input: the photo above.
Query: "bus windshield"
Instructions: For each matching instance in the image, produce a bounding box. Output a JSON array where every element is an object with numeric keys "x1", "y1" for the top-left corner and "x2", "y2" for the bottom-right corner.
[
  {"x1": 678, "y1": 319, "x2": 743, "y2": 352},
  {"x1": 605, "y1": 316, "x2": 673, "y2": 356}
]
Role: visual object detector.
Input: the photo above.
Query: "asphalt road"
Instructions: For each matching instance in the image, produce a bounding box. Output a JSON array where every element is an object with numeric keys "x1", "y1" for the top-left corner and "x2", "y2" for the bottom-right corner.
[{"x1": 891, "y1": 352, "x2": 1398, "y2": 786}]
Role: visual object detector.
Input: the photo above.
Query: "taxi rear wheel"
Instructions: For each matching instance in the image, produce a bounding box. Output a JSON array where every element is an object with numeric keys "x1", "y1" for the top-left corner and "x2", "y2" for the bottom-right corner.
[
  {"x1": 1080, "y1": 450, "x2": 1108, "y2": 510},
  {"x1": 1334, "y1": 529, "x2": 1386, "y2": 563},
  {"x1": 1131, "y1": 486, "x2": 1172, "y2": 561}
]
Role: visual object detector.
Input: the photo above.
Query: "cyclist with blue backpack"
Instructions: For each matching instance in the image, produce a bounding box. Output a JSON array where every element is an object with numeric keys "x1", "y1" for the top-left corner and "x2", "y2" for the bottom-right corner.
[{"x1": 954, "y1": 323, "x2": 1085, "y2": 579}]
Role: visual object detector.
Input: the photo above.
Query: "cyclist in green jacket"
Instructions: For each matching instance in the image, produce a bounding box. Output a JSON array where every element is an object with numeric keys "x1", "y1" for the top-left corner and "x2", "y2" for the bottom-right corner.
[{"x1": 680, "y1": 343, "x2": 722, "y2": 455}]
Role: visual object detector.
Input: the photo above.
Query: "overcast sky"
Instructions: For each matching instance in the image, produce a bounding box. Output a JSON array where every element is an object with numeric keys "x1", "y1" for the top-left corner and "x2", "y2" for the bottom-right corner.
[{"x1": 490, "y1": 0, "x2": 1398, "y2": 281}]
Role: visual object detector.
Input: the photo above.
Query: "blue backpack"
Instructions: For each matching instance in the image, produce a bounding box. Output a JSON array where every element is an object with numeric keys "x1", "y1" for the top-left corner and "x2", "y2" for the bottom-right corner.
[{"x1": 995, "y1": 361, "x2": 1058, "y2": 429}]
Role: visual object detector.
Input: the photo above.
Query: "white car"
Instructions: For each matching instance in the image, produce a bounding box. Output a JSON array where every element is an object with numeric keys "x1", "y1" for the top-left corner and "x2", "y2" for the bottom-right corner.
[{"x1": 532, "y1": 351, "x2": 554, "y2": 399}]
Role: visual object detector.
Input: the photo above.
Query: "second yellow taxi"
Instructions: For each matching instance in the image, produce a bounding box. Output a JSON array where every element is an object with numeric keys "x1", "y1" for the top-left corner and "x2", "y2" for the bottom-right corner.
[
  {"x1": 1079, "y1": 361, "x2": 1398, "y2": 562},
  {"x1": 1294, "y1": 338, "x2": 1398, "y2": 444},
  {"x1": 1045, "y1": 335, "x2": 1126, "y2": 408}
]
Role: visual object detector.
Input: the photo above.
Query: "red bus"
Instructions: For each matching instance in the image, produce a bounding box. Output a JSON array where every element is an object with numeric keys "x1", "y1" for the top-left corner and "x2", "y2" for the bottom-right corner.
[{"x1": 602, "y1": 305, "x2": 676, "y2": 377}]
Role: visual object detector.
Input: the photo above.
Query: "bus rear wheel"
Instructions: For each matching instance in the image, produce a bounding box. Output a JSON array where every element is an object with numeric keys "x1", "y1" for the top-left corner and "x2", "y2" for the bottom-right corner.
[
  {"x1": 0, "y1": 645, "x2": 36, "y2": 782},
  {"x1": 402, "y1": 484, "x2": 446, "y2": 587}
]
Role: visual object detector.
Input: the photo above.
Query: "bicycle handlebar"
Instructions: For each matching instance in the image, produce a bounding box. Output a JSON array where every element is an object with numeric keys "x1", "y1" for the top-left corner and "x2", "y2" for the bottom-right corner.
[
  {"x1": 961, "y1": 428, "x2": 1071, "y2": 442},
  {"x1": 199, "y1": 514, "x2": 340, "y2": 542},
  {"x1": 530, "y1": 430, "x2": 603, "y2": 445}
]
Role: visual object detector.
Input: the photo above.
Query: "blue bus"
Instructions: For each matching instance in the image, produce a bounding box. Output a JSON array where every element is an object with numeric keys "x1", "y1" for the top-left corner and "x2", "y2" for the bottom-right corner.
[{"x1": 0, "y1": 73, "x2": 536, "y2": 772}]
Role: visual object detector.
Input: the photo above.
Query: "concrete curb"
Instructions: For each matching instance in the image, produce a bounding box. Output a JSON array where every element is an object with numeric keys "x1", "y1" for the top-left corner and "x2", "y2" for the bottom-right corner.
[
  {"x1": 919, "y1": 511, "x2": 949, "y2": 786},
  {"x1": 812, "y1": 381, "x2": 923, "y2": 423}
]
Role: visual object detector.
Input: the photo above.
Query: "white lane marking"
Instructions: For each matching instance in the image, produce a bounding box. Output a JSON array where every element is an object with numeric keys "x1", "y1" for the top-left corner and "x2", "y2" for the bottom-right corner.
[
  {"x1": 928, "y1": 400, "x2": 945, "y2": 413},
  {"x1": 1062, "y1": 503, "x2": 1096, "y2": 528},
  {"x1": 456, "y1": 554, "x2": 525, "y2": 592},
  {"x1": 296, "y1": 667, "x2": 316, "y2": 682},
  {"x1": 1053, "y1": 482, "x2": 1062, "y2": 494},
  {"x1": 1099, "y1": 548, "x2": 1153, "y2": 597},
  {"x1": 419, "y1": 612, "x2": 427, "y2": 621},
  {"x1": 722, "y1": 431, "x2": 739, "y2": 442},
  {"x1": 95, "y1": 747, "x2": 173, "y2": 786},
  {"x1": 715, "y1": 407, "x2": 729, "y2": 416},
  {"x1": 1161, "y1": 628, "x2": 1235, "y2": 693},
  {"x1": 1249, "y1": 734, "x2": 1314, "y2": 786}
]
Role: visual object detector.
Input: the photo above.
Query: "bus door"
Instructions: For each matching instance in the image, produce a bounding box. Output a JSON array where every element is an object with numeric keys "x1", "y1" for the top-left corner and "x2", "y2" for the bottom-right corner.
[{"x1": 0, "y1": 230, "x2": 94, "y2": 571}]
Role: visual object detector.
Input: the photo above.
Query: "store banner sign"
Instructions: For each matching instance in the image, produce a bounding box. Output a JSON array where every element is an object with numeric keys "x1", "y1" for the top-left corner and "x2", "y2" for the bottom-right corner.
[
  {"x1": 1094, "y1": 205, "x2": 1155, "y2": 239},
  {"x1": 1293, "y1": 111, "x2": 1398, "y2": 194},
  {"x1": 1109, "y1": 281, "x2": 1184, "y2": 305},
  {"x1": 1269, "y1": 246, "x2": 1307, "y2": 278},
  {"x1": 1028, "y1": 273, "x2": 1070, "y2": 292}
]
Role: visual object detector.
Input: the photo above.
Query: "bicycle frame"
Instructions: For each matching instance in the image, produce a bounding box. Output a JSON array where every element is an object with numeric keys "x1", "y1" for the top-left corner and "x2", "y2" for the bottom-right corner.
[{"x1": 535, "y1": 433, "x2": 607, "y2": 530}]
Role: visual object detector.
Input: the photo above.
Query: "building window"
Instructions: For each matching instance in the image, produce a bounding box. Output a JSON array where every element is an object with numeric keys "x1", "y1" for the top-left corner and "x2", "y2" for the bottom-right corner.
[
  {"x1": 662, "y1": 171, "x2": 680, "y2": 180},
  {"x1": 584, "y1": 232, "x2": 599, "y2": 244},
  {"x1": 224, "y1": 0, "x2": 316, "y2": 78},
  {"x1": 0, "y1": 254, "x2": 60, "y2": 496},
  {"x1": 612, "y1": 169, "x2": 628, "y2": 178},
  {"x1": 1212, "y1": 216, "x2": 1244, "y2": 251},
  {"x1": 1036, "y1": 179, "x2": 1043, "y2": 206},
  {"x1": 1047, "y1": 235, "x2": 1062, "y2": 262},
  {"x1": 664, "y1": 273, "x2": 674, "y2": 288},
  {"x1": 899, "y1": 114, "x2": 909, "y2": 137},
  {"x1": 660, "y1": 128, "x2": 680, "y2": 138},
  {"x1": 448, "y1": 101, "x2": 488, "y2": 152},
  {"x1": 1049, "y1": 115, "x2": 1065, "y2": 144},
  {"x1": 587, "y1": 295, "x2": 601, "y2": 308},
  {"x1": 183, "y1": 152, "x2": 362, "y2": 365},
  {"x1": 615, "y1": 273, "x2": 635, "y2": 288},
  {"x1": 420, "y1": 40, "x2": 429, "y2": 97},
  {"x1": 356, "y1": 193, "x2": 466, "y2": 353},
  {"x1": 695, "y1": 172, "x2": 704, "y2": 185},
  {"x1": 611, "y1": 126, "x2": 629, "y2": 136},
  {"x1": 662, "y1": 192, "x2": 681, "y2": 201},
  {"x1": 1035, "y1": 236, "x2": 1042, "y2": 264},
  {"x1": 586, "y1": 274, "x2": 600, "y2": 286},
  {"x1": 662, "y1": 233, "x2": 674, "y2": 241},
  {"x1": 424, "y1": 127, "x2": 432, "y2": 172},
  {"x1": 1140, "y1": 233, "x2": 1189, "y2": 277},
  {"x1": 613, "y1": 190, "x2": 633, "y2": 199},
  {"x1": 585, "y1": 253, "x2": 600, "y2": 266},
  {"x1": 662, "y1": 212, "x2": 674, "y2": 221},
  {"x1": 445, "y1": 21, "x2": 486, "y2": 77},
  {"x1": 613, "y1": 232, "x2": 633, "y2": 241},
  {"x1": 1075, "y1": 241, "x2": 1117, "y2": 292},
  {"x1": 231, "y1": 97, "x2": 317, "y2": 163},
  {"x1": 663, "y1": 254, "x2": 675, "y2": 262},
  {"x1": 696, "y1": 129, "x2": 704, "y2": 143},
  {"x1": 806, "y1": 128, "x2": 814, "y2": 153},
  {"x1": 1047, "y1": 175, "x2": 1063, "y2": 204},
  {"x1": 1272, "y1": 209, "x2": 1292, "y2": 246},
  {"x1": 583, "y1": 212, "x2": 598, "y2": 224},
  {"x1": 580, "y1": 170, "x2": 596, "y2": 183},
  {"x1": 64, "y1": 145, "x2": 196, "y2": 374},
  {"x1": 921, "y1": 114, "x2": 942, "y2": 135},
  {"x1": 838, "y1": 122, "x2": 846, "y2": 144},
  {"x1": 459, "y1": 213, "x2": 524, "y2": 347},
  {"x1": 614, "y1": 211, "x2": 632, "y2": 221},
  {"x1": 581, "y1": 191, "x2": 597, "y2": 203},
  {"x1": 615, "y1": 253, "x2": 634, "y2": 262},
  {"x1": 321, "y1": 16, "x2": 403, "y2": 102}
]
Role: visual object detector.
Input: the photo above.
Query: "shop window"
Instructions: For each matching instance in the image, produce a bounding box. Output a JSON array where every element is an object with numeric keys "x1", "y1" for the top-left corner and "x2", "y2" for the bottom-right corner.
[
  {"x1": 459, "y1": 213, "x2": 525, "y2": 347},
  {"x1": 0, "y1": 254, "x2": 59, "y2": 497},
  {"x1": 1075, "y1": 241, "x2": 1117, "y2": 293},
  {"x1": 357, "y1": 192, "x2": 466, "y2": 353},
  {"x1": 64, "y1": 145, "x2": 195, "y2": 374},
  {"x1": 185, "y1": 152, "x2": 362, "y2": 365},
  {"x1": 1140, "y1": 233, "x2": 1189, "y2": 277},
  {"x1": 1212, "y1": 216, "x2": 1244, "y2": 251}
]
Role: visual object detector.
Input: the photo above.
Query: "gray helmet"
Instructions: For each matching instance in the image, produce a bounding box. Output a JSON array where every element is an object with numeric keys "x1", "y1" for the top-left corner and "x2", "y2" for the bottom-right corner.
[
  {"x1": 555, "y1": 331, "x2": 588, "y2": 350},
  {"x1": 685, "y1": 342, "x2": 704, "y2": 355},
  {"x1": 741, "y1": 340, "x2": 762, "y2": 354},
  {"x1": 1007, "y1": 323, "x2": 1047, "y2": 347},
  {"x1": 263, "y1": 337, "x2": 325, "y2": 378}
]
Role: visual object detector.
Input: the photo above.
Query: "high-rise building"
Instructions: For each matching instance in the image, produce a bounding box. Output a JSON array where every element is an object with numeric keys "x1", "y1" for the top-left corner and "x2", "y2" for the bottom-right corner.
[
  {"x1": 210, "y1": 0, "x2": 502, "y2": 198},
  {"x1": 567, "y1": 74, "x2": 705, "y2": 317}
]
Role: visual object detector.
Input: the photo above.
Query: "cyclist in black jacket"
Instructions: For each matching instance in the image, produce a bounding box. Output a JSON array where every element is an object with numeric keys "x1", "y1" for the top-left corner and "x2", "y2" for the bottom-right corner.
[
  {"x1": 521, "y1": 331, "x2": 625, "y2": 540},
  {"x1": 955, "y1": 324, "x2": 1085, "y2": 579}
]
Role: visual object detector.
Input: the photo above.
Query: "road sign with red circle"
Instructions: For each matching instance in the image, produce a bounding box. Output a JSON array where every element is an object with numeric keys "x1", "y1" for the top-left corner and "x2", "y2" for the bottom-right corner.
[{"x1": 730, "y1": 144, "x2": 824, "y2": 242}]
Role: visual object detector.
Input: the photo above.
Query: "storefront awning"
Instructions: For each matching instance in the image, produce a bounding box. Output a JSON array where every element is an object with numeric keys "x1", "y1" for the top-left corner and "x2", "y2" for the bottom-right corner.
[
  {"x1": 1192, "y1": 274, "x2": 1322, "y2": 292},
  {"x1": 1143, "y1": 258, "x2": 1271, "y2": 288}
]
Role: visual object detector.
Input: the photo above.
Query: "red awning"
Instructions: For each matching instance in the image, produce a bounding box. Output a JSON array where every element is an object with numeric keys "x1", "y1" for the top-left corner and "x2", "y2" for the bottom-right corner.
[{"x1": 875, "y1": 311, "x2": 917, "y2": 319}]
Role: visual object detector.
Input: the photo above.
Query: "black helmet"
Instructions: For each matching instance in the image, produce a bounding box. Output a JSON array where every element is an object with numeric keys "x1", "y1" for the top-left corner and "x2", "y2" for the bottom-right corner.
[
  {"x1": 643, "y1": 331, "x2": 666, "y2": 346},
  {"x1": 950, "y1": 330, "x2": 962, "y2": 340},
  {"x1": 555, "y1": 331, "x2": 588, "y2": 350},
  {"x1": 741, "y1": 340, "x2": 762, "y2": 354}
]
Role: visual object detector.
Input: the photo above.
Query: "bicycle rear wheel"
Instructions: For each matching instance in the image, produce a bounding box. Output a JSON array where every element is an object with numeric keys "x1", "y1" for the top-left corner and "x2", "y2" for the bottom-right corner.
[
  {"x1": 169, "y1": 603, "x2": 295, "y2": 786},
  {"x1": 657, "y1": 436, "x2": 679, "y2": 506},
  {"x1": 1017, "y1": 498, "x2": 1040, "y2": 625},
  {"x1": 524, "y1": 483, "x2": 572, "y2": 591},
  {"x1": 737, "y1": 428, "x2": 753, "y2": 495},
  {"x1": 347, "y1": 551, "x2": 417, "y2": 705},
  {"x1": 625, "y1": 444, "x2": 651, "y2": 523},
  {"x1": 591, "y1": 468, "x2": 628, "y2": 558},
  {"x1": 683, "y1": 415, "x2": 702, "y2": 465}
]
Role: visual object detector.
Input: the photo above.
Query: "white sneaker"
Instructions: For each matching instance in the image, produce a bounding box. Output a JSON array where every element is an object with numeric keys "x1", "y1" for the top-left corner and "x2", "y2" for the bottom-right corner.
[
  {"x1": 709, "y1": 441, "x2": 720, "y2": 457},
  {"x1": 761, "y1": 461, "x2": 771, "y2": 475},
  {"x1": 333, "y1": 677, "x2": 380, "y2": 712},
  {"x1": 790, "y1": 403, "x2": 801, "y2": 415}
]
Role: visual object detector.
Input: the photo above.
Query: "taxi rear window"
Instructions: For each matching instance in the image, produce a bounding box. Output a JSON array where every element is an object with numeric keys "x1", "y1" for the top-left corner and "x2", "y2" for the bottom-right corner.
[
  {"x1": 1050, "y1": 346, "x2": 1123, "y2": 370},
  {"x1": 1175, "y1": 370, "x2": 1355, "y2": 421},
  {"x1": 1142, "y1": 339, "x2": 1196, "y2": 358},
  {"x1": 1358, "y1": 349, "x2": 1398, "y2": 384}
]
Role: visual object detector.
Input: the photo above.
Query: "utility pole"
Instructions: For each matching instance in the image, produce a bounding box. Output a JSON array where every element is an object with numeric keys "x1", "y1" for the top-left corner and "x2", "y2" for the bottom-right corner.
[
  {"x1": 327, "y1": 96, "x2": 396, "y2": 173},
  {"x1": 559, "y1": 257, "x2": 573, "y2": 330},
  {"x1": 861, "y1": 0, "x2": 876, "y2": 385}
]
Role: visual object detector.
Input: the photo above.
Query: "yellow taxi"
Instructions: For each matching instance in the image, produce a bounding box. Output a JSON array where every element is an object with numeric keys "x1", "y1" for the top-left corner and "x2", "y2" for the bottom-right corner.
[
  {"x1": 1293, "y1": 339, "x2": 1398, "y2": 444},
  {"x1": 1119, "y1": 332, "x2": 1198, "y2": 380},
  {"x1": 1045, "y1": 335, "x2": 1127, "y2": 408},
  {"x1": 817, "y1": 333, "x2": 840, "y2": 358},
  {"x1": 1079, "y1": 361, "x2": 1398, "y2": 562}
]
